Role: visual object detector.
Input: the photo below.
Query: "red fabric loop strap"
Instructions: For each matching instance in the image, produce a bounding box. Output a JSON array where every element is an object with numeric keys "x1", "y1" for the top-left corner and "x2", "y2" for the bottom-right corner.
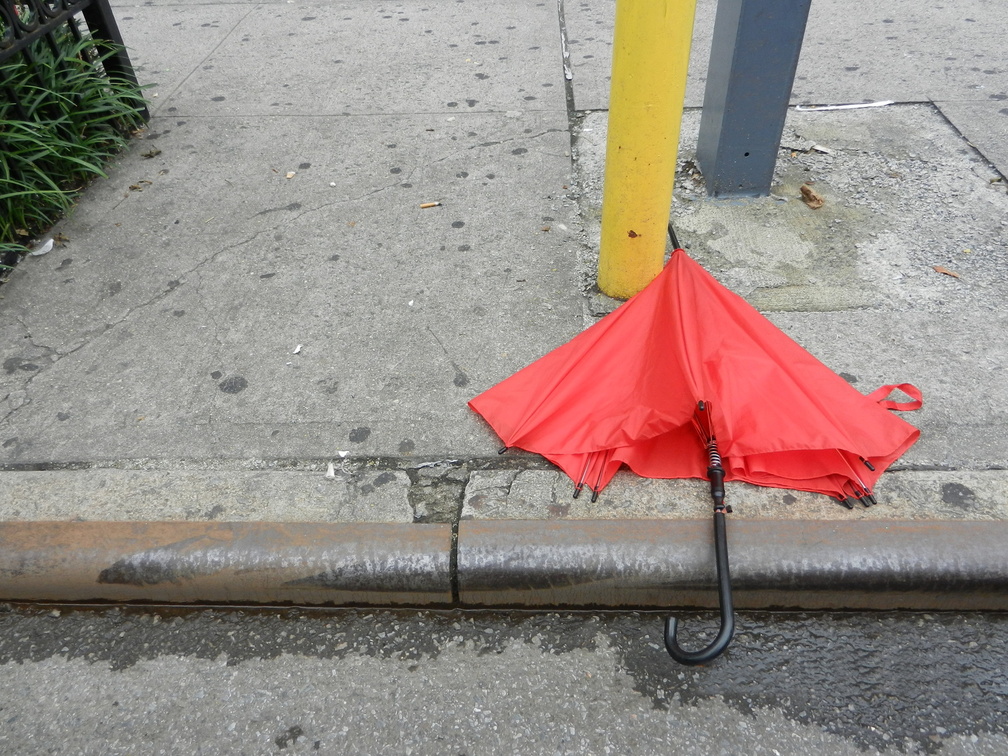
[{"x1": 866, "y1": 383, "x2": 923, "y2": 411}]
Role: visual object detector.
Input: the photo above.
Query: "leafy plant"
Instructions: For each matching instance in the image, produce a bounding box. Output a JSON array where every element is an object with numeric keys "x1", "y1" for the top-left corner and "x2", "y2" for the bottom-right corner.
[{"x1": 0, "y1": 22, "x2": 147, "y2": 269}]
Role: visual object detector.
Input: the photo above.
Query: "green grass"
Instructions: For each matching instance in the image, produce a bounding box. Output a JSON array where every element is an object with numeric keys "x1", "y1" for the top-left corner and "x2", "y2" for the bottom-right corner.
[{"x1": 1, "y1": 24, "x2": 148, "y2": 267}]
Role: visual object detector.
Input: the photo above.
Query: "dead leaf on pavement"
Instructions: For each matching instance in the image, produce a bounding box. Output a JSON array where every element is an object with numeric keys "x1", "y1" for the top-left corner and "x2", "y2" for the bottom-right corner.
[
  {"x1": 141, "y1": 148, "x2": 161, "y2": 159},
  {"x1": 932, "y1": 265, "x2": 960, "y2": 279},
  {"x1": 800, "y1": 184, "x2": 825, "y2": 209}
]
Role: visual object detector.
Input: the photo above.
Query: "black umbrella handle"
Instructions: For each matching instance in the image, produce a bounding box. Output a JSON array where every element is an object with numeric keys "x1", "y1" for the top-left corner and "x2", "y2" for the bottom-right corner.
[
  {"x1": 664, "y1": 508, "x2": 735, "y2": 665},
  {"x1": 708, "y1": 464, "x2": 728, "y2": 512}
]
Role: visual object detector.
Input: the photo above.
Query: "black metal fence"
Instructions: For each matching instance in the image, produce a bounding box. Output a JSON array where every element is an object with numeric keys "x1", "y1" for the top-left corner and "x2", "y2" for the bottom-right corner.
[{"x1": 1, "y1": 0, "x2": 147, "y2": 120}]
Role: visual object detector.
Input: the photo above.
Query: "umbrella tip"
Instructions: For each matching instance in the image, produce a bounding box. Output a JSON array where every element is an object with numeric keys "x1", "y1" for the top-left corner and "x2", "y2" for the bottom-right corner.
[
  {"x1": 498, "y1": 446, "x2": 508, "y2": 455},
  {"x1": 667, "y1": 222, "x2": 682, "y2": 251},
  {"x1": 590, "y1": 489, "x2": 600, "y2": 503}
]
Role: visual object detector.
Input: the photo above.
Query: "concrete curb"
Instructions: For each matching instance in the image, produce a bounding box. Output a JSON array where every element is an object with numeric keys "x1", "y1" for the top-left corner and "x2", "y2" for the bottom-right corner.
[
  {"x1": 458, "y1": 520, "x2": 1008, "y2": 610},
  {"x1": 2, "y1": 519, "x2": 1006, "y2": 610},
  {"x1": 0, "y1": 522, "x2": 453, "y2": 606}
]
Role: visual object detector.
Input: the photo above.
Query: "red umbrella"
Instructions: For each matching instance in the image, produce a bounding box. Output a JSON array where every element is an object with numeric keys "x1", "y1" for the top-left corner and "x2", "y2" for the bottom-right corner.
[{"x1": 469, "y1": 247, "x2": 922, "y2": 664}]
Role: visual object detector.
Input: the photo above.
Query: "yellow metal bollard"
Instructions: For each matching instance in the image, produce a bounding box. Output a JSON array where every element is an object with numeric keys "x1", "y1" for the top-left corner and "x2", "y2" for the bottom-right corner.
[{"x1": 598, "y1": 0, "x2": 697, "y2": 299}]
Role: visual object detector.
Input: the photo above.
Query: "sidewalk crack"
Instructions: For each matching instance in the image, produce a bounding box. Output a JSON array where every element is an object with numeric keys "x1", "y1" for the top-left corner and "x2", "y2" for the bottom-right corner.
[
  {"x1": 1, "y1": 228, "x2": 271, "y2": 429},
  {"x1": 152, "y1": 6, "x2": 258, "y2": 115}
]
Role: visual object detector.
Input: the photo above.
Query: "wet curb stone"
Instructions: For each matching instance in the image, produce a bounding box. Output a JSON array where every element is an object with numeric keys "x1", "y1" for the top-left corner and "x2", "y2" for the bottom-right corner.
[
  {"x1": 0, "y1": 522, "x2": 453, "y2": 606},
  {"x1": 1, "y1": 519, "x2": 1005, "y2": 610}
]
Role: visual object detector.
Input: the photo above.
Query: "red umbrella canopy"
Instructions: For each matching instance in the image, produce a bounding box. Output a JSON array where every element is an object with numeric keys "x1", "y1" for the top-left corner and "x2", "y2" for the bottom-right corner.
[{"x1": 469, "y1": 249, "x2": 921, "y2": 503}]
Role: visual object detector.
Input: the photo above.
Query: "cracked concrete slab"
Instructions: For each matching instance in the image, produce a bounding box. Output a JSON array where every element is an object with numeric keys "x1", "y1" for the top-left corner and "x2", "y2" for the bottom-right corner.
[
  {"x1": 119, "y1": 0, "x2": 568, "y2": 118},
  {"x1": 461, "y1": 469, "x2": 1008, "y2": 522},
  {"x1": 0, "y1": 110, "x2": 585, "y2": 464},
  {"x1": 794, "y1": 1, "x2": 1007, "y2": 106},
  {"x1": 564, "y1": 0, "x2": 1008, "y2": 115},
  {"x1": 111, "y1": 4, "x2": 240, "y2": 107},
  {"x1": 0, "y1": 468, "x2": 414, "y2": 522},
  {"x1": 937, "y1": 100, "x2": 1008, "y2": 177}
]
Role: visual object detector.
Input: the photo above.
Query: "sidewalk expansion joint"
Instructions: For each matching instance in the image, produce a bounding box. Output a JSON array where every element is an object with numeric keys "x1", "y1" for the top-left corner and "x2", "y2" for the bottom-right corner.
[{"x1": 556, "y1": 0, "x2": 577, "y2": 124}]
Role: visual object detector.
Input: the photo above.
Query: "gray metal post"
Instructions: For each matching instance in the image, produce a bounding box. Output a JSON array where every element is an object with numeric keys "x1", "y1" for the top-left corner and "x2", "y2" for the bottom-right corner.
[{"x1": 696, "y1": 0, "x2": 812, "y2": 197}]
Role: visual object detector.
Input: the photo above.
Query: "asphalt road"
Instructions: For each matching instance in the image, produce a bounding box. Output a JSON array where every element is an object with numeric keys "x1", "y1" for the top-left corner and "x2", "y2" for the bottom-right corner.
[{"x1": 1, "y1": 605, "x2": 1005, "y2": 755}]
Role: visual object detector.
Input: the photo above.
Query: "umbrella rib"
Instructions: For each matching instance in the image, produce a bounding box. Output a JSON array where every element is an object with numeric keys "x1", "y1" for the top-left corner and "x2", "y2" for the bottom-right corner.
[
  {"x1": 834, "y1": 450, "x2": 878, "y2": 506},
  {"x1": 589, "y1": 449, "x2": 614, "y2": 503},
  {"x1": 572, "y1": 453, "x2": 593, "y2": 499}
]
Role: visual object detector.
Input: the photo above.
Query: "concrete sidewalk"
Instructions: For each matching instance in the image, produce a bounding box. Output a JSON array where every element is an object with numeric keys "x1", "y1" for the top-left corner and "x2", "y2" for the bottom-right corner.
[{"x1": 0, "y1": 0, "x2": 1006, "y2": 608}]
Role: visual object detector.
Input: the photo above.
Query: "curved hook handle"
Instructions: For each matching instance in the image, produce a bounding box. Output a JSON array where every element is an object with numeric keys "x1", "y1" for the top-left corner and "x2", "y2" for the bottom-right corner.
[{"x1": 665, "y1": 509, "x2": 735, "y2": 666}]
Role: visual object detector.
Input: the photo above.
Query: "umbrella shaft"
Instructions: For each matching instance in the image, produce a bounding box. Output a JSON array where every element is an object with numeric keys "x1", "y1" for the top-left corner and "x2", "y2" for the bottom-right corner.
[{"x1": 706, "y1": 439, "x2": 727, "y2": 511}]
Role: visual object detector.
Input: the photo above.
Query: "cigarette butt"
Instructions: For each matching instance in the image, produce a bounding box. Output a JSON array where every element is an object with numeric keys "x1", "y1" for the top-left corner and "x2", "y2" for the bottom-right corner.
[{"x1": 419, "y1": 202, "x2": 441, "y2": 209}]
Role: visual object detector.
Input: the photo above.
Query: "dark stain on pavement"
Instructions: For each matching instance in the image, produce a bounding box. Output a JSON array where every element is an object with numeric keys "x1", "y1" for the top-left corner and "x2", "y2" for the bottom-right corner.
[
  {"x1": 275, "y1": 725, "x2": 304, "y2": 749},
  {"x1": 256, "y1": 202, "x2": 302, "y2": 216},
  {"x1": 219, "y1": 376, "x2": 248, "y2": 394},
  {"x1": 941, "y1": 482, "x2": 977, "y2": 510},
  {"x1": 4, "y1": 357, "x2": 40, "y2": 374},
  {"x1": 317, "y1": 377, "x2": 340, "y2": 395},
  {"x1": 349, "y1": 427, "x2": 371, "y2": 443},
  {"x1": 358, "y1": 471, "x2": 397, "y2": 494}
]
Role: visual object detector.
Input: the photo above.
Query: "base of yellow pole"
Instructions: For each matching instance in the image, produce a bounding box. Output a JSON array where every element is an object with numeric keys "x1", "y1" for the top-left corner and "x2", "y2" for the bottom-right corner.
[{"x1": 598, "y1": 0, "x2": 696, "y2": 299}]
